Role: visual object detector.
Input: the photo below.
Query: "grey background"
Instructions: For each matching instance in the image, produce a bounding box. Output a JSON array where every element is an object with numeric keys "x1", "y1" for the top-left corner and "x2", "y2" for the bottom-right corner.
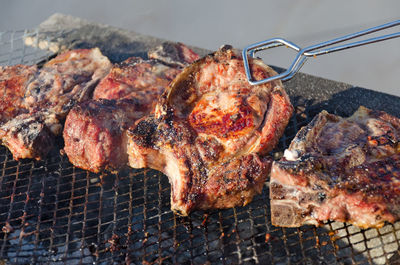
[{"x1": 0, "y1": 0, "x2": 399, "y2": 96}]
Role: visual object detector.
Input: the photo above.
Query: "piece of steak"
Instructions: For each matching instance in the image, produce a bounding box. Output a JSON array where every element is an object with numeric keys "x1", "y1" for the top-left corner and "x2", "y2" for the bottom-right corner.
[
  {"x1": 24, "y1": 48, "x2": 112, "y2": 117},
  {"x1": 270, "y1": 106, "x2": 400, "y2": 228},
  {"x1": 64, "y1": 42, "x2": 199, "y2": 172},
  {"x1": 0, "y1": 65, "x2": 37, "y2": 123},
  {"x1": 63, "y1": 99, "x2": 146, "y2": 172},
  {"x1": 0, "y1": 112, "x2": 59, "y2": 159},
  {"x1": 0, "y1": 48, "x2": 112, "y2": 160},
  {"x1": 127, "y1": 45, "x2": 293, "y2": 215},
  {"x1": 93, "y1": 57, "x2": 181, "y2": 111}
]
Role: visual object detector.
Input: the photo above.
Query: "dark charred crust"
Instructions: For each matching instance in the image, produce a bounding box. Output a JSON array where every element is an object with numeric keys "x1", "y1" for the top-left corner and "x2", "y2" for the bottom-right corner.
[
  {"x1": 77, "y1": 99, "x2": 121, "y2": 116},
  {"x1": 154, "y1": 117, "x2": 198, "y2": 147},
  {"x1": 219, "y1": 45, "x2": 233, "y2": 52},
  {"x1": 277, "y1": 154, "x2": 325, "y2": 175},
  {"x1": 1, "y1": 113, "x2": 55, "y2": 159},
  {"x1": 148, "y1": 42, "x2": 199, "y2": 68},
  {"x1": 28, "y1": 126, "x2": 54, "y2": 159},
  {"x1": 183, "y1": 158, "x2": 195, "y2": 203},
  {"x1": 129, "y1": 117, "x2": 158, "y2": 149},
  {"x1": 117, "y1": 57, "x2": 142, "y2": 67},
  {"x1": 148, "y1": 43, "x2": 183, "y2": 68}
]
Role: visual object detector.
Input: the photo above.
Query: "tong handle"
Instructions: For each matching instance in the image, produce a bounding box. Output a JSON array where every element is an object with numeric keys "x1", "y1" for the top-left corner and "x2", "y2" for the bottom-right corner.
[{"x1": 243, "y1": 20, "x2": 400, "y2": 86}]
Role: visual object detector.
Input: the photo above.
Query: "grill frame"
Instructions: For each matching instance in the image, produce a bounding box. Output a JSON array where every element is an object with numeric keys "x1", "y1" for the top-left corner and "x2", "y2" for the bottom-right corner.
[{"x1": 1, "y1": 28, "x2": 400, "y2": 264}]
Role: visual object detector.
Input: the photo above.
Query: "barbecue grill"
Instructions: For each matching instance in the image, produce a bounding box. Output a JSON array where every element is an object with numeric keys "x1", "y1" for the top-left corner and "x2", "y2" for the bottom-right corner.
[{"x1": 1, "y1": 15, "x2": 400, "y2": 264}]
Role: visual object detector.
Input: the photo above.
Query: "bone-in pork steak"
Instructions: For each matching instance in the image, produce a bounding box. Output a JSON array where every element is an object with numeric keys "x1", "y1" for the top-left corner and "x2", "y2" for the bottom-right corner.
[
  {"x1": 127, "y1": 45, "x2": 293, "y2": 215},
  {"x1": 63, "y1": 43, "x2": 199, "y2": 172},
  {"x1": 270, "y1": 106, "x2": 400, "y2": 228},
  {"x1": 0, "y1": 48, "x2": 111, "y2": 160}
]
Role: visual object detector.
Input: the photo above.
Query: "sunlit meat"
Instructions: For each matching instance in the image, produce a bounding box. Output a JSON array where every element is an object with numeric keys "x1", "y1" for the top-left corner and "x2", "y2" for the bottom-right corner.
[{"x1": 127, "y1": 45, "x2": 293, "y2": 215}]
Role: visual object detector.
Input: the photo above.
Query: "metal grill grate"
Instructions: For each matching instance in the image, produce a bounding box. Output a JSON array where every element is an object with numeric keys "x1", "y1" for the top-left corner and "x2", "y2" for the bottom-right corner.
[{"x1": 1, "y1": 30, "x2": 400, "y2": 265}]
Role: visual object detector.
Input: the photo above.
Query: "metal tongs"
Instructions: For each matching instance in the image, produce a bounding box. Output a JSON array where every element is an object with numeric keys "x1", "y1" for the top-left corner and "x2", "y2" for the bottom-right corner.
[{"x1": 243, "y1": 20, "x2": 400, "y2": 85}]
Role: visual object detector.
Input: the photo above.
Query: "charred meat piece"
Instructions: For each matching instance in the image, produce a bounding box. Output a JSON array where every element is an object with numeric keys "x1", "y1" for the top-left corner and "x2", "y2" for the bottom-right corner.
[
  {"x1": 0, "y1": 112, "x2": 59, "y2": 160},
  {"x1": 127, "y1": 45, "x2": 293, "y2": 215},
  {"x1": 0, "y1": 48, "x2": 112, "y2": 160},
  {"x1": 0, "y1": 65, "x2": 37, "y2": 123},
  {"x1": 64, "y1": 43, "x2": 199, "y2": 172},
  {"x1": 63, "y1": 99, "x2": 146, "y2": 173},
  {"x1": 270, "y1": 106, "x2": 400, "y2": 228}
]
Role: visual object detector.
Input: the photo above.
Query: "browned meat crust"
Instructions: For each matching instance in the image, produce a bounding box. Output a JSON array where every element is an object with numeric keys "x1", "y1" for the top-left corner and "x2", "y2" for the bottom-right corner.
[
  {"x1": 270, "y1": 106, "x2": 400, "y2": 228},
  {"x1": 127, "y1": 45, "x2": 293, "y2": 215},
  {"x1": 0, "y1": 65, "x2": 37, "y2": 123},
  {"x1": 93, "y1": 57, "x2": 181, "y2": 112},
  {"x1": 63, "y1": 99, "x2": 145, "y2": 173}
]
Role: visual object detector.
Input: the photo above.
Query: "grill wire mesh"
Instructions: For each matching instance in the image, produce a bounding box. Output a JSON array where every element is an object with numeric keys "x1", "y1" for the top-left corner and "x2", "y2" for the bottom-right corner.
[{"x1": 1, "y1": 30, "x2": 400, "y2": 265}]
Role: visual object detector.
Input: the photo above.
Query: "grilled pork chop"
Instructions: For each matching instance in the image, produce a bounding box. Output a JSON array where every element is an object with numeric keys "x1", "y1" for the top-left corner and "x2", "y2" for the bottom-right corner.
[
  {"x1": 127, "y1": 45, "x2": 293, "y2": 215},
  {"x1": 0, "y1": 48, "x2": 111, "y2": 160},
  {"x1": 270, "y1": 106, "x2": 400, "y2": 228},
  {"x1": 63, "y1": 43, "x2": 199, "y2": 172}
]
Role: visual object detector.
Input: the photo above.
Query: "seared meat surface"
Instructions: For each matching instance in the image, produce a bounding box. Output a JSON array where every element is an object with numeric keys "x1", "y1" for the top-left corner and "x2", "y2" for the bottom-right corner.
[
  {"x1": 63, "y1": 99, "x2": 145, "y2": 172},
  {"x1": 0, "y1": 48, "x2": 112, "y2": 160},
  {"x1": 128, "y1": 45, "x2": 293, "y2": 215},
  {"x1": 24, "y1": 48, "x2": 112, "y2": 117},
  {"x1": 270, "y1": 106, "x2": 400, "y2": 228},
  {"x1": 0, "y1": 65, "x2": 37, "y2": 123},
  {"x1": 93, "y1": 57, "x2": 181, "y2": 112},
  {"x1": 64, "y1": 42, "x2": 199, "y2": 172}
]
